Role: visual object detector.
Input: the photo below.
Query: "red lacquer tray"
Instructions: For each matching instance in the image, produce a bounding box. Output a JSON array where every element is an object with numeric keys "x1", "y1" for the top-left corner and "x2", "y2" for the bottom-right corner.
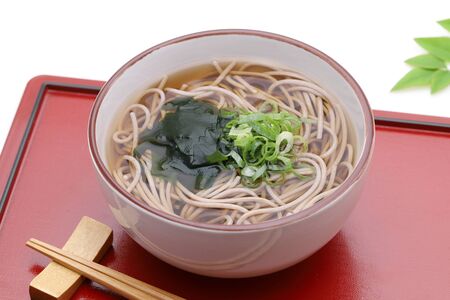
[{"x1": 1, "y1": 76, "x2": 449, "y2": 300}]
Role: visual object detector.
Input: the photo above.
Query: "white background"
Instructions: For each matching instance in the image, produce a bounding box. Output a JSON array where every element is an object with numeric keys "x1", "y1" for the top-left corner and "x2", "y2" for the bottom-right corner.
[{"x1": 1, "y1": 1, "x2": 449, "y2": 152}]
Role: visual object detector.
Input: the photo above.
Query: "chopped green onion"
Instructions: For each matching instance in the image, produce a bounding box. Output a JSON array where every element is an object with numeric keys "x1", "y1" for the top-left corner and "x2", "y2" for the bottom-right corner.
[
  {"x1": 229, "y1": 150, "x2": 244, "y2": 168},
  {"x1": 251, "y1": 164, "x2": 267, "y2": 181},
  {"x1": 217, "y1": 104, "x2": 309, "y2": 187},
  {"x1": 276, "y1": 131, "x2": 294, "y2": 155},
  {"x1": 207, "y1": 150, "x2": 228, "y2": 163},
  {"x1": 241, "y1": 166, "x2": 257, "y2": 177}
]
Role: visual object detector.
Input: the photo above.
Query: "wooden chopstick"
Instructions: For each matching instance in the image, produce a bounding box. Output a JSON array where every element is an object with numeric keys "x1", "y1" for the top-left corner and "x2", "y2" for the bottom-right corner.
[{"x1": 26, "y1": 238, "x2": 184, "y2": 300}]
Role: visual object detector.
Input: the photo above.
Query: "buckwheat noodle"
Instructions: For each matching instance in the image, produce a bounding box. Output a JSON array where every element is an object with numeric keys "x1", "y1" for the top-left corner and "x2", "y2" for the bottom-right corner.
[{"x1": 111, "y1": 61, "x2": 355, "y2": 225}]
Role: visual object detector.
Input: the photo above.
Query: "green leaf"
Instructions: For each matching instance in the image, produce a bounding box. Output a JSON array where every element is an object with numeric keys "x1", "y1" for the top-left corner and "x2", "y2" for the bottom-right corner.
[
  {"x1": 405, "y1": 54, "x2": 446, "y2": 69},
  {"x1": 431, "y1": 70, "x2": 450, "y2": 93},
  {"x1": 391, "y1": 68, "x2": 437, "y2": 91},
  {"x1": 414, "y1": 37, "x2": 450, "y2": 61},
  {"x1": 438, "y1": 18, "x2": 450, "y2": 32}
]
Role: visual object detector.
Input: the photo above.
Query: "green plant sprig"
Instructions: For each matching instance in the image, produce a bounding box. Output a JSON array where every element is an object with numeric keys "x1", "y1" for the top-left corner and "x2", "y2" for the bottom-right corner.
[{"x1": 392, "y1": 18, "x2": 450, "y2": 94}]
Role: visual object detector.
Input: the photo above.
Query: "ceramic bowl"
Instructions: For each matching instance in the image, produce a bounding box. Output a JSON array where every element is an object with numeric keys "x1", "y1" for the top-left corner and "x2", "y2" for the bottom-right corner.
[{"x1": 88, "y1": 29, "x2": 375, "y2": 278}]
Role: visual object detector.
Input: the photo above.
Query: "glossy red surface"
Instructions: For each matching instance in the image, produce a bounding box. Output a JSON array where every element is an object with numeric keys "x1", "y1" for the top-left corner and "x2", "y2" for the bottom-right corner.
[{"x1": 0, "y1": 76, "x2": 449, "y2": 299}]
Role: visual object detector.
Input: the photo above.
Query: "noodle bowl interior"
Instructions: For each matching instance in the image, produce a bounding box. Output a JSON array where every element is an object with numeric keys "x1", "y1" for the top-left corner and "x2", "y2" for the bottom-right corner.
[{"x1": 110, "y1": 61, "x2": 356, "y2": 225}]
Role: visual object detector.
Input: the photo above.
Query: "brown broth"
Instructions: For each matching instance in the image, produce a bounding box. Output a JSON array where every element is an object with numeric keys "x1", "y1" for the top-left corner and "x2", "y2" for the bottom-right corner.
[
  {"x1": 107, "y1": 62, "x2": 271, "y2": 170},
  {"x1": 107, "y1": 61, "x2": 358, "y2": 178}
]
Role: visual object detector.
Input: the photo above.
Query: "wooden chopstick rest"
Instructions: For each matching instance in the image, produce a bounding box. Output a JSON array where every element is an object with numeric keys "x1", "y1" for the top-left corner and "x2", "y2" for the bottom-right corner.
[
  {"x1": 27, "y1": 239, "x2": 184, "y2": 300},
  {"x1": 29, "y1": 216, "x2": 113, "y2": 300}
]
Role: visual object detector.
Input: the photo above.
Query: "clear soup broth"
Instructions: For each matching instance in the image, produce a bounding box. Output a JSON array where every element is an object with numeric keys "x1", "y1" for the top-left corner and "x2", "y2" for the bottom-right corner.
[{"x1": 108, "y1": 61, "x2": 356, "y2": 225}]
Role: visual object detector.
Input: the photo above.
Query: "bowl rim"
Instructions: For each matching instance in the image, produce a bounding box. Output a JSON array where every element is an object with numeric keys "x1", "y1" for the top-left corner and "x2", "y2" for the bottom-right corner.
[{"x1": 88, "y1": 29, "x2": 375, "y2": 232}]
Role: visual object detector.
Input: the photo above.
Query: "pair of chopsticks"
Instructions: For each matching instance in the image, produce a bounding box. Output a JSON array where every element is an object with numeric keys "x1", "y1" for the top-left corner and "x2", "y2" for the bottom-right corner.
[{"x1": 26, "y1": 239, "x2": 184, "y2": 300}]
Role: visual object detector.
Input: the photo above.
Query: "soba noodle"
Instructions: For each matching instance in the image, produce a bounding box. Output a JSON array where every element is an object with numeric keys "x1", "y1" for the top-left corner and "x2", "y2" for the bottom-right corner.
[{"x1": 110, "y1": 61, "x2": 355, "y2": 225}]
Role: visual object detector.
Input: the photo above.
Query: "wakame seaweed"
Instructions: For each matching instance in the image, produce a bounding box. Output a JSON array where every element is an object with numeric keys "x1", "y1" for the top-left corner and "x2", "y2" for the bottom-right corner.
[
  {"x1": 134, "y1": 96, "x2": 305, "y2": 190},
  {"x1": 135, "y1": 97, "x2": 235, "y2": 190}
]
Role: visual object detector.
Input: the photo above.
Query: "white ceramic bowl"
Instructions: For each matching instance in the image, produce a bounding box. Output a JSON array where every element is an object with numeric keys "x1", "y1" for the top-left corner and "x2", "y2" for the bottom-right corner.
[{"x1": 88, "y1": 29, "x2": 375, "y2": 278}]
